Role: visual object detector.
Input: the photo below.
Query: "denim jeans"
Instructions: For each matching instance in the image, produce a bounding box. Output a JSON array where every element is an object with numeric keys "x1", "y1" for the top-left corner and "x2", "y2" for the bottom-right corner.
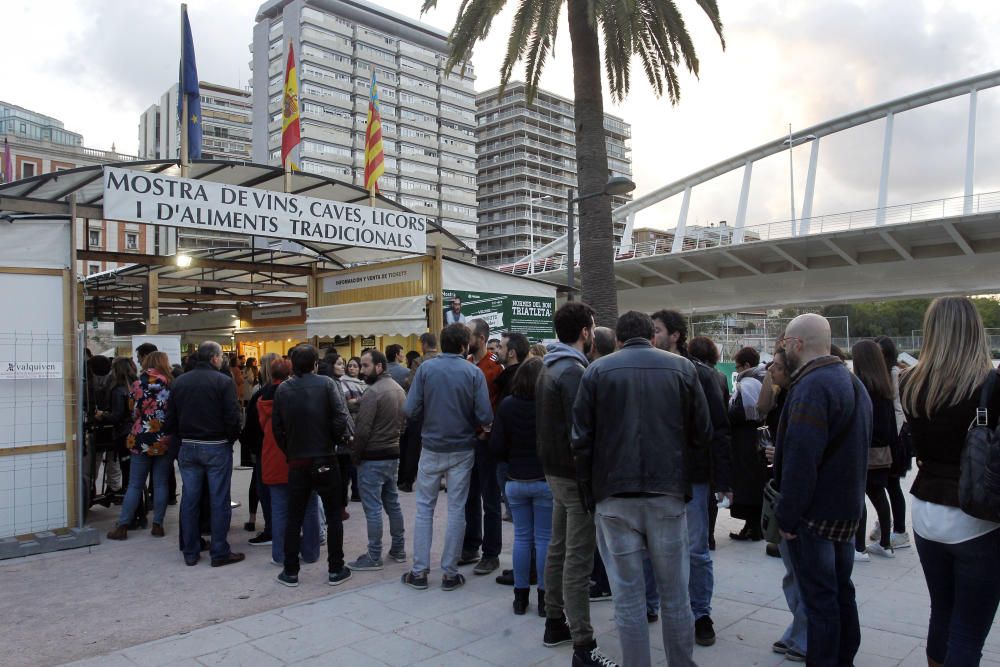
[
  {"x1": 119, "y1": 453, "x2": 171, "y2": 527},
  {"x1": 178, "y1": 442, "x2": 233, "y2": 562},
  {"x1": 545, "y1": 475, "x2": 596, "y2": 647},
  {"x1": 787, "y1": 527, "x2": 859, "y2": 667},
  {"x1": 358, "y1": 459, "x2": 405, "y2": 561},
  {"x1": 505, "y1": 479, "x2": 552, "y2": 589},
  {"x1": 463, "y1": 441, "x2": 502, "y2": 559},
  {"x1": 596, "y1": 494, "x2": 695, "y2": 667},
  {"x1": 594, "y1": 549, "x2": 659, "y2": 614},
  {"x1": 284, "y1": 462, "x2": 344, "y2": 576},
  {"x1": 268, "y1": 483, "x2": 320, "y2": 565},
  {"x1": 412, "y1": 449, "x2": 475, "y2": 578},
  {"x1": 916, "y1": 528, "x2": 1000, "y2": 665},
  {"x1": 686, "y1": 482, "x2": 713, "y2": 620},
  {"x1": 779, "y1": 538, "x2": 808, "y2": 655}
]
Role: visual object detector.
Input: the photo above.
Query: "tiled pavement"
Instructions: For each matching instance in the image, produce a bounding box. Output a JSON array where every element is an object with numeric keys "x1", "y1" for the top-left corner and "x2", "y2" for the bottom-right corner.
[{"x1": 6, "y1": 464, "x2": 999, "y2": 666}]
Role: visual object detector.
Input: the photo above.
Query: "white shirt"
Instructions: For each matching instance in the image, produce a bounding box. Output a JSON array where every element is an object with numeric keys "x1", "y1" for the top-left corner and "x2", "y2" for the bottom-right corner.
[{"x1": 911, "y1": 496, "x2": 1000, "y2": 544}]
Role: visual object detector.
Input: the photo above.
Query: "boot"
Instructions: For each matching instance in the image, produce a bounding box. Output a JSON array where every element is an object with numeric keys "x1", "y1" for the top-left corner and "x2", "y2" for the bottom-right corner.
[
  {"x1": 106, "y1": 525, "x2": 128, "y2": 541},
  {"x1": 513, "y1": 587, "x2": 529, "y2": 615},
  {"x1": 151, "y1": 523, "x2": 165, "y2": 537},
  {"x1": 537, "y1": 589, "x2": 546, "y2": 617}
]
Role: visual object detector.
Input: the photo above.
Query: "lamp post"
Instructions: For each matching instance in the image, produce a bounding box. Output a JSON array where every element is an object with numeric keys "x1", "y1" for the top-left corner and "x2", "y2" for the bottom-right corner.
[
  {"x1": 782, "y1": 126, "x2": 817, "y2": 236},
  {"x1": 565, "y1": 176, "x2": 636, "y2": 300},
  {"x1": 527, "y1": 192, "x2": 551, "y2": 274}
]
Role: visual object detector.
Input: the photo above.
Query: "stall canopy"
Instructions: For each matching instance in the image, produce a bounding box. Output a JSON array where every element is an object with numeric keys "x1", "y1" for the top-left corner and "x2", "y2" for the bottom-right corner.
[{"x1": 307, "y1": 295, "x2": 427, "y2": 338}]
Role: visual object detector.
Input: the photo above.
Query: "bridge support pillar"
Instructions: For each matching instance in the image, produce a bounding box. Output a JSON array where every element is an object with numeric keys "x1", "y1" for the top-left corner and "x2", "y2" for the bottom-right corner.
[
  {"x1": 965, "y1": 88, "x2": 978, "y2": 216},
  {"x1": 671, "y1": 187, "x2": 692, "y2": 253},
  {"x1": 733, "y1": 160, "x2": 753, "y2": 244},
  {"x1": 876, "y1": 112, "x2": 894, "y2": 225},
  {"x1": 799, "y1": 138, "x2": 820, "y2": 236}
]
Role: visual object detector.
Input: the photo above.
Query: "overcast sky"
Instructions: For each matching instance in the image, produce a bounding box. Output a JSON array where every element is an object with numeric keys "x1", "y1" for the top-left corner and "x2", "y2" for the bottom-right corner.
[{"x1": 7, "y1": 0, "x2": 1000, "y2": 231}]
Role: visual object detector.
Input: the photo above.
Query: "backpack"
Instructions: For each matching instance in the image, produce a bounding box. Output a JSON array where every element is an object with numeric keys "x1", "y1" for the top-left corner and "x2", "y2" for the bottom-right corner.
[{"x1": 960, "y1": 371, "x2": 1000, "y2": 522}]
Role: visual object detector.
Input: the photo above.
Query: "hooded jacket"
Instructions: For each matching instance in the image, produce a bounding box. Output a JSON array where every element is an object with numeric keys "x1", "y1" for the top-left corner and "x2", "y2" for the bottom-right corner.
[{"x1": 536, "y1": 343, "x2": 589, "y2": 481}]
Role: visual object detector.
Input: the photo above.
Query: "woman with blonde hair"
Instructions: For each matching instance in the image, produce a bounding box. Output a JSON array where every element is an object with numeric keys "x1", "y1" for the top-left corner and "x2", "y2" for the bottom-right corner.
[
  {"x1": 900, "y1": 296, "x2": 1000, "y2": 666},
  {"x1": 107, "y1": 351, "x2": 173, "y2": 540}
]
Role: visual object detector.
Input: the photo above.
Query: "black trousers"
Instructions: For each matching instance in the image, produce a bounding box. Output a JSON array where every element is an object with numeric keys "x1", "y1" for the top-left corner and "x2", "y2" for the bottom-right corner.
[
  {"x1": 398, "y1": 418, "x2": 422, "y2": 486},
  {"x1": 284, "y1": 460, "x2": 344, "y2": 576}
]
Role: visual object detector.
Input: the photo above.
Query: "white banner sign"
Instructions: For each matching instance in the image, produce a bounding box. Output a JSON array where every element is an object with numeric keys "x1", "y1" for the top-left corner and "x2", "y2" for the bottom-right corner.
[
  {"x1": 0, "y1": 361, "x2": 63, "y2": 380},
  {"x1": 323, "y1": 262, "x2": 423, "y2": 293},
  {"x1": 102, "y1": 167, "x2": 428, "y2": 254},
  {"x1": 252, "y1": 304, "x2": 303, "y2": 321}
]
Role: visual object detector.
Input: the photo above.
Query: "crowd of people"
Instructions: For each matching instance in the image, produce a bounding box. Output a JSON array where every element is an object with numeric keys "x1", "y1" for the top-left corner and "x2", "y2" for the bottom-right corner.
[{"x1": 83, "y1": 294, "x2": 1000, "y2": 667}]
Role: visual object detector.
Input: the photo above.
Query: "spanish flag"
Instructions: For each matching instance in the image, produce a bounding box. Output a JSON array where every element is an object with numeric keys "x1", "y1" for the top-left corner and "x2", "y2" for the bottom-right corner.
[
  {"x1": 281, "y1": 42, "x2": 300, "y2": 169},
  {"x1": 364, "y1": 72, "x2": 385, "y2": 194}
]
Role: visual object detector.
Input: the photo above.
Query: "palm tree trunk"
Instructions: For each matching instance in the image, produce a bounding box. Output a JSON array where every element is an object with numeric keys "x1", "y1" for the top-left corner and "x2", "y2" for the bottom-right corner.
[{"x1": 567, "y1": 0, "x2": 618, "y2": 326}]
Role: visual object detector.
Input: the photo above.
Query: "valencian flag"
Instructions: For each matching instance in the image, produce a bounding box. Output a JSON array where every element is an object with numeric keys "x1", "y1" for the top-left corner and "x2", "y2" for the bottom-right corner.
[
  {"x1": 178, "y1": 5, "x2": 202, "y2": 160},
  {"x1": 281, "y1": 42, "x2": 301, "y2": 169},
  {"x1": 364, "y1": 72, "x2": 385, "y2": 194}
]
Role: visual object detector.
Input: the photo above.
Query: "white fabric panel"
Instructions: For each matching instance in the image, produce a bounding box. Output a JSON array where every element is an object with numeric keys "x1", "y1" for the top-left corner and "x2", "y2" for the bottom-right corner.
[
  {"x1": 234, "y1": 326, "x2": 306, "y2": 342},
  {"x1": 0, "y1": 220, "x2": 71, "y2": 269},
  {"x1": 442, "y1": 259, "x2": 557, "y2": 299},
  {"x1": 306, "y1": 295, "x2": 427, "y2": 338}
]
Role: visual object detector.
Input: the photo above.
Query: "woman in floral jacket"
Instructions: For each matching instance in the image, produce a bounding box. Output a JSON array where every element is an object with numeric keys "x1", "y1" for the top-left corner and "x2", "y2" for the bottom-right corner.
[{"x1": 107, "y1": 351, "x2": 174, "y2": 540}]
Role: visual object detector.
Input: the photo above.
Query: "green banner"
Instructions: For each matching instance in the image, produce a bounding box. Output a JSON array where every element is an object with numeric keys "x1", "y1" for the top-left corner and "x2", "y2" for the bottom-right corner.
[{"x1": 442, "y1": 289, "x2": 555, "y2": 342}]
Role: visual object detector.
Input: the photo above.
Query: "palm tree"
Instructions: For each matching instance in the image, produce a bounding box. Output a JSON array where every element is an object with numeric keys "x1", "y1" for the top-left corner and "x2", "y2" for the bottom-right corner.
[{"x1": 423, "y1": 0, "x2": 724, "y2": 325}]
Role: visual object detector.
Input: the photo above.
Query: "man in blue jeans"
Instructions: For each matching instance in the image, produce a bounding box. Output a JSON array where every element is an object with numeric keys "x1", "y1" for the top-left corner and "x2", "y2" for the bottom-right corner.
[
  {"x1": 165, "y1": 341, "x2": 243, "y2": 568},
  {"x1": 652, "y1": 310, "x2": 733, "y2": 647},
  {"x1": 774, "y1": 314, "x2": 872, "y2": 667},
  {"x1": 348, "y1": 350, "x2": 407, "y2": 571},
  {"x1": 403, "y1": 323, "x2": 493, "y2": 591},
  {"x1": 573, "y1": 311, "x2": 712, "y2": 667}
]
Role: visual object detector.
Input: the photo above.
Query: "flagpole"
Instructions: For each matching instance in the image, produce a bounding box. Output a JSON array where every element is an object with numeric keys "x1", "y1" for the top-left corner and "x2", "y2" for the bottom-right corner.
[{"x1": 179, "y1": 3, "x2": 189, "y2": 178}]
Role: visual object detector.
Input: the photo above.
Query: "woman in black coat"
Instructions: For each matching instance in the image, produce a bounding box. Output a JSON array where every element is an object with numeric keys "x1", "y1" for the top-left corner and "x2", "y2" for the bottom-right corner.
[{"x1": 727, "y1": 347, "x2": 768, "y2": 541}]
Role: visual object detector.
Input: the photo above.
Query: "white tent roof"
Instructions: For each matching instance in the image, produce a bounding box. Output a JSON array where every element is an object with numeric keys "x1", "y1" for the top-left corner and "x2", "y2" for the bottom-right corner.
[{"x1": 306, "y1": 295, "x2": 427, "y2": 339}]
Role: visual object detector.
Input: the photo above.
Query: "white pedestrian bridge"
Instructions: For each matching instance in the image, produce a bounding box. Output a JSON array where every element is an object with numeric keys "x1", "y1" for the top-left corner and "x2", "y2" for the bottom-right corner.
[{"x1": 509, "y1": 70, "x2": 1000, "y2": 314}]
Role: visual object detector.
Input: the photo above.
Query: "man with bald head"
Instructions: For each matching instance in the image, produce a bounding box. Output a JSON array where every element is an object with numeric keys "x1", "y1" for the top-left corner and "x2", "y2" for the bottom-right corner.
[{"x1": 772, "y1": 313, "x2": 872, "y2": 667}]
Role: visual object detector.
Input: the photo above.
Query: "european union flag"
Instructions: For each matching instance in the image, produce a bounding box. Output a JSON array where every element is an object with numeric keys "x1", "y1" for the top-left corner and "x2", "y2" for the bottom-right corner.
[{"x1": 178, "y1": 6, "x2": 202, "y2": 160}]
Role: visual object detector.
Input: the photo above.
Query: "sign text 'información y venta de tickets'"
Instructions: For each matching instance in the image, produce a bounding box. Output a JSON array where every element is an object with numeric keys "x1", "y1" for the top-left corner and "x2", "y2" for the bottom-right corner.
[{"x1": 102, "y1": 166, "x2": 428, "y2": 254}]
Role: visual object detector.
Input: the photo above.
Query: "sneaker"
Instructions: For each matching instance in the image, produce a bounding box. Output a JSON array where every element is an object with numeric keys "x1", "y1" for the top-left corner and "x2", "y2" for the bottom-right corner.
[
  {"x1": 646, "y1": 611, "x2": 659, "y2": 623},
  {"x1": 572, "y1": 642, "x2": 620, "y2": 667},
  {"x1": 388, "y1": 550, "x2": 407, "y2": 563},
  {"x1": 348, "y1": 553, "x2": 384, "y2": 571},
  {"x1": 276, "y1": 571, "x2": 299, "y2": 587},
  {"x1": 270, "y1": 559, "x2": 283, "y2": 567},
  {"x1": 867, "y1": 543, "x2": 895, "y2": 558},
  {"x1": 542, "y1": 616, "x2": 573, "y2": 647},
  {"x1": 589, "y1": 584, "x2": 613, "y2": 602},
  {"x1": 473, "y1": 556, "x2": 500, "y2": 575},
  {"x1": 402, "y1": 571, "x2": 428, "y2": 590},
  {"x1": 328, "y1": 566, "x2": 352, "y2": 586},
  {"x1": 458, "y1": 549, "x2": 480, "y2": 566},
  {"x1": 695, "y1": 615, "x2": 716, "y2": 646},
  {"x1": 854, "y1": 550, "x2": 871, "y2": 562},
  {"x1": 786, "y1": 648, "x2": 807, "y2": 662},
  {"x1": 890, "y1": 531, "x2": 911, "y2": 549},
  {"x1": 210, "y1": 552, "x2": 245, "y2": 568},
  {"x1": 772, "y1": 641, "x2": 789, "y2": 654},
  {"x1": 442, "y1": 573, "x2": 466, "y2": 591},
  {"x1": 869, "y1": 521, "x2": 881, "y2": 543},
  {"x1": 248, "y1": 533, "x2": 272, "y2": 546}
]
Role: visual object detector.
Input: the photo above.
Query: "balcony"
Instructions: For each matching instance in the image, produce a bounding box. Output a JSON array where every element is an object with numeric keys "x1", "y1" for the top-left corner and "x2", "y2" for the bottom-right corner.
[
  {"x1": 399, "y1": 41, "x2": 439, "y2": 66},
  {"x1": 478, "y1": 165, "x2": 576, "y2": 188},
  {"x1": 302, "y1": 110, "x2": 352, "y2": 130},
  {"x1": 441, "y1": 188, "x2": 477, "y2": 207},
  {"x1": 302, "y1": 10, "x2": 353, "y2": 37}
]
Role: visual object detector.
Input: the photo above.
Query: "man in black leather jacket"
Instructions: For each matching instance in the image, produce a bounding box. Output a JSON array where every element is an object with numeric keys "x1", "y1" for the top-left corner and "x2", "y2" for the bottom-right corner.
[
  {"x1": 272, "y1": 344, "x2": 353, "y2": 588},
  {"x1": 572, "y1": 311, "x2": 711, "y2": 667}
]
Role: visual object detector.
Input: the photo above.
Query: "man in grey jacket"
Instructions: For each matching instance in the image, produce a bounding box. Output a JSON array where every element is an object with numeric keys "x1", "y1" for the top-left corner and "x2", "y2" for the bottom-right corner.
[
  {"x1": 403, "y1": 323, "x2": 492, "y2": 592},
  {"x1": 573, "y1": 311, "x2": 712, "y2": 667},
  {"x1": 349, "y1": 349, "x2": 407, "y2": 573}
]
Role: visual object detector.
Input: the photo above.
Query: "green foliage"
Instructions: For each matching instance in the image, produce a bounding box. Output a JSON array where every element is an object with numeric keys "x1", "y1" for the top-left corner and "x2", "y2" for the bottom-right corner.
[{"x1": 818, "y1": 297, "x2": 1000, "y2": 337}]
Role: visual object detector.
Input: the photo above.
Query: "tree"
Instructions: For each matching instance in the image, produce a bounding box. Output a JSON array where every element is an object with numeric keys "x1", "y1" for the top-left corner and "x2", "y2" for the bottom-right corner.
[{"x1": 422, "y1": 0, "x2": 725, "y2": 325}]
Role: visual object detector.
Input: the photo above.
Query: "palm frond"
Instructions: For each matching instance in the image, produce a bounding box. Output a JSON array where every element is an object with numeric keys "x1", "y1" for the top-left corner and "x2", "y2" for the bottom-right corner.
[
  {"x1": 440, "y1": 0, "x2": 508, "y2": 75},
  {"x1": 523, "y1": 0, "x2": 563, "y2": 101}
]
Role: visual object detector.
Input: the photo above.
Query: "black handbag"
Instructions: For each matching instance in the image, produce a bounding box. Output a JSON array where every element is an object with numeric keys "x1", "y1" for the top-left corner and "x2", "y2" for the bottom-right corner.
[{"x1": 959, "y1": 371, "x2": 1000, "y2": 522}]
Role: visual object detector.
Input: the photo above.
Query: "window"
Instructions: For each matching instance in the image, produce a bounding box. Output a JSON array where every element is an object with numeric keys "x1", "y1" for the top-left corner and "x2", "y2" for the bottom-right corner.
[
  {"x1": 88, "y1": 229, "x2": 101, "y2": 247},
  {"x1": 125, "y1": 232, "x2": 139, "y2": 250},
  {"x1": 88, "y1": 264, "x2": 101, "y2": 275},
  {"x1": 21, "y1": 162, "x2": 36, "y2": 178}
]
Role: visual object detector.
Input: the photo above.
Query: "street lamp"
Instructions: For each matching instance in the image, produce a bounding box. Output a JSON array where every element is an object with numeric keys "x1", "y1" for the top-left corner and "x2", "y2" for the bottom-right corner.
[
  {"x1": 565, "y1": 176, "x2": 637, "y2": 299},
  {"x1": 175, "y1": 254, "x2": 192, "y2": 268},
  {"x1": 782, "y1": 126, "x2": 817, "y2": 236},
  {"x1": 527, "y1": 192, "x2": 552, "y2": 275}
]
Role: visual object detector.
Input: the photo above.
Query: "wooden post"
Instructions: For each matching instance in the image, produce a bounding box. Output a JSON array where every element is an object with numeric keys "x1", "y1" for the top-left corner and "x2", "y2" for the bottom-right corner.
[
  {"x1": 147, "y1": 271, "x2": 159, "y2": 334},
  {"x1": 65, "y1": 194, "x2": 79, "y2": 529},
  {"x1": 429, "y1": 246, "x2": 444, "y2": 335}
]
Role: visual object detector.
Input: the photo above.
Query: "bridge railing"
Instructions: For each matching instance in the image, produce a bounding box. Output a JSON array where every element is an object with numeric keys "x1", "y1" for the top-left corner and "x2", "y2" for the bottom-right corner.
[{"x1": 499, "y1": 189, "x2": 1000, "y2": 276}]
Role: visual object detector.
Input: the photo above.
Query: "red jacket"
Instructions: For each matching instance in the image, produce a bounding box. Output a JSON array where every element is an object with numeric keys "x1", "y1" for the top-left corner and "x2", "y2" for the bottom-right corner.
[
  {"x1": 258, "y1": 381, "x2": 288, "y2": 485},
  {"x1": 473, "y1": 353, "x2": 503, "y2": 413}
]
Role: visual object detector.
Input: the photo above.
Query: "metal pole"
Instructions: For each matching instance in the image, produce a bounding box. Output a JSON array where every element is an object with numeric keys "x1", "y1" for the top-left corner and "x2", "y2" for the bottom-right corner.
[
  {"x1": 179, "y1": 4, "x2": 189, "y2": 178},
  {"x1": 528, "y1": 191, "x2": 534, "y2": 275},
  {"x1": 788, "y1": 123, "x2": 797, "y2": 235},
  {"x1": 566, "y1": 187, "x2": 575, "y2": 301}
]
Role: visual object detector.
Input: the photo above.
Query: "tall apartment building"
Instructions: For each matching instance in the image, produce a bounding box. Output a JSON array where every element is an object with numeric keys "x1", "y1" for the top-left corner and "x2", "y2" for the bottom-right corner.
[
  {"x1": 0, "y1": 101, "x2": 174, "y2": 276},
  {"x1": 250, "y1": 0, "x2": 479, "y2": 243},
  {"x1": 476, "y1": 82, "x2": 632, "y2": 269},
  {"x1": 139, "y1": 81, "x2": 253, "y2": 161}
]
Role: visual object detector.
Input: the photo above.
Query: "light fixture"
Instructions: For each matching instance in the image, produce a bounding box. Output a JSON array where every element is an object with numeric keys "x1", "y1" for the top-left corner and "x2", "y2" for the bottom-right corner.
[
  {"x1": 176, "y1": 254, "x2": 192, "y2": 268},
  {"x1": 603, "y1": 176, "x2": 637, "y2": 196}
]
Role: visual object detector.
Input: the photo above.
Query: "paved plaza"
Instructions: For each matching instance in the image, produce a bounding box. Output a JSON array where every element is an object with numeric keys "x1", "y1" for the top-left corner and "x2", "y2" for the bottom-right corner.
[{"x1": 3, "y1": 468, "x2": 998, "y2": 667}]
